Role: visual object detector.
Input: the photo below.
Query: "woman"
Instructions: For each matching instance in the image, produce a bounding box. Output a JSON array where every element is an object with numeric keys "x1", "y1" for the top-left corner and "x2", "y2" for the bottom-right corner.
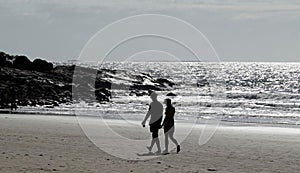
[{"x1": 162, "y1": 98, "x2": 180, "y2": 154}]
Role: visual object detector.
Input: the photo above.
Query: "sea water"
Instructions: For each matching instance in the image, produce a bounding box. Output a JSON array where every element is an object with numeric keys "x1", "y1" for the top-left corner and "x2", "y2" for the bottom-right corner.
[{"x1": 19, "y1": 62, "x2": 300, "y2": 125}]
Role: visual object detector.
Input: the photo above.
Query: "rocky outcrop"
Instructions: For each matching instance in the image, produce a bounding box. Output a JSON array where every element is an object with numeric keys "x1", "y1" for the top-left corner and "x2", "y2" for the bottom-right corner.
[
  {"x1": 197, "y1": 79, "x2": 209, "y2": 87},
  {"x1": 129, "y1": 90, "x2": 149, "y2": 96},
  {"x1": 95, "y1": 88, "x2": 111, "y2": 101},
  {"x1": 0, "y1": 52, "x2": 12, "y2": 67},
  {"x1": 1, "y1": 52, "x2": 54, "y2": 72},
  {"x1": 155, "y1": 78, "x2": 175, "y2": 87},
  {"x1": 0, "y1": 51, "x2": 176, "y2": 109},
  {"x1": 32, "y1": 59, "x2": 53, "y2": 72},
  {"x1": 166, "y1": 92, "x2": 177, "y2": 96},
  {"x1": 13, "y1": 55, "x2": 32, "y2": 70}
]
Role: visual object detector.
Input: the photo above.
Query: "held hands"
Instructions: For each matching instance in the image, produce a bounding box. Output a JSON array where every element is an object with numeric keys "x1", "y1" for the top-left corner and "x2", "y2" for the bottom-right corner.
[{"x1": 159, "y1": 124, "x2": 164, "y2": 129}]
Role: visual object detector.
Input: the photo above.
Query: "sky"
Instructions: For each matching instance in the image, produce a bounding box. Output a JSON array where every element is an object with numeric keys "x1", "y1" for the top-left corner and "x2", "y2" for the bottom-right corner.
[{"x1": 0, "y1": 0, "x2": 300, "y2": 62}]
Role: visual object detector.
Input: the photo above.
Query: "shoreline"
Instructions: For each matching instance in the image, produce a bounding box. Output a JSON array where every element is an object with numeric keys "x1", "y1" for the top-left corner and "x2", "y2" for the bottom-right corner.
[{"x1": 1, "y1": 111, "x2": 300, "y2": 129}]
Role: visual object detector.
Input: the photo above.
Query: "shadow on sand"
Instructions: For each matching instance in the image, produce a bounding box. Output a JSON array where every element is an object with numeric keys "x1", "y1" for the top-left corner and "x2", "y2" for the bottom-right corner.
[{"x1": 136, "y1": 152, "x2": 157, "y2": 157}]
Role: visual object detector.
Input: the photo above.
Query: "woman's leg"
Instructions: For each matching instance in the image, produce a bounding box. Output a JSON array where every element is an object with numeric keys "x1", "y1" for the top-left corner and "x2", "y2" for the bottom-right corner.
[
  {"x1": 169, "y1": 128, "x2": 178, "y2": 146},
  {"x1": 169, "y1": 127, "x2": 180, "y2": 153}
]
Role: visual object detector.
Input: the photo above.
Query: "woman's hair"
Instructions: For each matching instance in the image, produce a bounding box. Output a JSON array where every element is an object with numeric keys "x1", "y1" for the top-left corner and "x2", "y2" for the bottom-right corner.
[{"x1": 165, "y1": 98, "x2": 171, "y2": 106}]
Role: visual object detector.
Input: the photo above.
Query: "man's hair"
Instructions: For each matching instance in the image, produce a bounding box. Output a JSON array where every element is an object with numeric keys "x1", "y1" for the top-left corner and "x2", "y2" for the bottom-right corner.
[{"x1": 150, "y1": 91, "x2": 158, "y2": 99}]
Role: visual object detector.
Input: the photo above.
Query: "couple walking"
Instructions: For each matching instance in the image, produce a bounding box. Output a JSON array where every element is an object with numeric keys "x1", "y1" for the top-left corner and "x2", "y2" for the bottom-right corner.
[{"x1": 141, "y1": 91, "x2": 180, "y2": 154}]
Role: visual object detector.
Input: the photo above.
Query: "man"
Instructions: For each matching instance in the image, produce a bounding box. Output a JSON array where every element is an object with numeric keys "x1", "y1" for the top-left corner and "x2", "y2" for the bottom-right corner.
[{"x1": 141, "y1": 91, "x2": 163, "y2": 154}]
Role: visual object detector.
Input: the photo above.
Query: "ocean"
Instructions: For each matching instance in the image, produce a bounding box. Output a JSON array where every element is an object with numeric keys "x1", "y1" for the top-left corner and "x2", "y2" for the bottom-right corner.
[{"x1": 19, "y1": 62, "x2": 300, "y2": 125}]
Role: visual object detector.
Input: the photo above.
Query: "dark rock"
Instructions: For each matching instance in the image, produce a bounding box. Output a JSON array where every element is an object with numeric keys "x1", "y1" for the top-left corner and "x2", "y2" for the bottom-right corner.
[
  {"x1": 54, "y1": 64, "x2": 75, "y2": 72},
  {"x1": 52, "y1": 101, "x2": 59, "y2": 107},
  {"x1": 0, "y1": 52, "x2": 12, "y2": 67},
  {"x1": 197, "y1": 79, "x2": 209, "y2": 87},
  {"x1": 32, "y1": 59, "x2": 53, "y2": 72},
  {"x1": 95, "y1": 78, "x2": 112, "y2": 89},
  {"x1": 52, "y1": 65, "x2": 75, "y2": 84},
  {"x1": 155, "y1": 78, "x2": 175, "y2": 87},
  {"x1": 226, "y1": 93, "x2": 258, "y2": 100},
  {"x1": 0, "y1": 51, "x2": 176, "y2": 109},
  {"x1": 95, "y1": 88, "x2": 111, "y2": 102},
  {"x1": 99, "y1": 88, "x2": 111, "y2": 98},
  {"x1": 13, "y1": 55, "x2": 32, "y2": 70},
  {"x1": 129, "y1": 90, "x2": 148, "y2": 96},
  {"x1": 207, "y1": 168, "x2": 217, "y2": 171},
  {"x1": 29, "y1": 101, "x2": 37, "y2": 106},
  {"x1": 166, "y1": 92, "x2": 177, "y2": 96}
]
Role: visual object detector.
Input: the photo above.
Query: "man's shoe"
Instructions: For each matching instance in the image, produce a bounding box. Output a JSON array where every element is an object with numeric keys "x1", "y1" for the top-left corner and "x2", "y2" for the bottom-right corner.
[
  {"x1": 163, "y1": 150, "x2": 169, "y2": 155},
  {"x1": 155, "y1": 150, "x2": 161, "y2": 154}
]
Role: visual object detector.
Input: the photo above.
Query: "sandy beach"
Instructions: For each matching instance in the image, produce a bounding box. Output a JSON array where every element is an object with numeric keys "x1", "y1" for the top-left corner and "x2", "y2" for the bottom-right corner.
[{"x1": 1, "y1": 114, "x2": 300, "y2": 173}]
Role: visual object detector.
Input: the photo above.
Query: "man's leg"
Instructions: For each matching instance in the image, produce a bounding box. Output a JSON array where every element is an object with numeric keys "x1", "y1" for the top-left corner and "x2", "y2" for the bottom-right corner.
[
  {"x1": 147, "y1": 137, "x2": 155, "y2": 152},
  {"x1": 155, "y1": 137, "x2": 161, "y2": 153},
  {"x1": 153, "y1": 129, "x2": 161, "y2": 153},
  {"x1": 148, "y1": 131, "x2": 158, "y2": 152}
]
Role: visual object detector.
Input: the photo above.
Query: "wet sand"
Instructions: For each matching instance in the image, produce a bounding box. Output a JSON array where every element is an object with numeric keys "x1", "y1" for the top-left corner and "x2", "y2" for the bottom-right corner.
[{"x1": 1, "y1": 114, "x2": 300, "y2": 173}]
